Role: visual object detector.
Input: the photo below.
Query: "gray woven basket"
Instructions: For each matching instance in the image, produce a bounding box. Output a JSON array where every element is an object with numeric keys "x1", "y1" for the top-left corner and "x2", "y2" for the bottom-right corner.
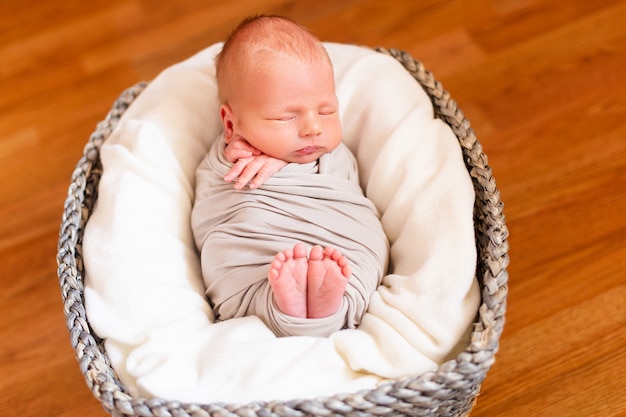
[{"x1": 57, "y1": 47, "x2": 508, "y2": 417}]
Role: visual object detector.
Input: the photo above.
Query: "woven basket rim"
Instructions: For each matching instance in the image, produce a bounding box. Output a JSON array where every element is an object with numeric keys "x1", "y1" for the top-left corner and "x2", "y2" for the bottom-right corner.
[{"x1": 56, "y1": 46, "x2": 508, "y2": 417}]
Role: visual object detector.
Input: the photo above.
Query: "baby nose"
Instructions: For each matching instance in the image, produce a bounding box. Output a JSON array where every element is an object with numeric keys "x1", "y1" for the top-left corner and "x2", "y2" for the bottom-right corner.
[{"x1": 299, "y1": 114, "x2": 322, "y2": 137}]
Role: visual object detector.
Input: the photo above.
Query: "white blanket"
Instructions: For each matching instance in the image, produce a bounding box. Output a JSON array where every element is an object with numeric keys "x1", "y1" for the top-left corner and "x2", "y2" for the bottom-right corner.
[{"x1": 83, "y1": 43, "x2": 480, "y2": 404}]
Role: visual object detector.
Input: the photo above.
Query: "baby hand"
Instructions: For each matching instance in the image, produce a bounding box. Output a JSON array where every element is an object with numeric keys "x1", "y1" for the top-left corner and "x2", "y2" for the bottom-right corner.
[
  {"x1": 223, "y1": 138, "x2": 288, "y2": 189},
  {"x1": 225, "y1": 155, "x2": 288, "y2": 189},
  {"x1": 224, "y1": 136, "x2": 262, "y2": 162}
]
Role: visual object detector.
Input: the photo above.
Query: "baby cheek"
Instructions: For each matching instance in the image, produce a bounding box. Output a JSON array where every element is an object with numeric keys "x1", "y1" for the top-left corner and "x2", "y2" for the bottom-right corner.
[{"x1": 327, "y1": 120, "x2": 343, "y2": 142}]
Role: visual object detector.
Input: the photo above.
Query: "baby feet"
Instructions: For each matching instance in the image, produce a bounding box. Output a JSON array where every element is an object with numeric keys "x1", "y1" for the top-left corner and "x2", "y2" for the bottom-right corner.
[
  {"x1": 268, "y1": 243, "x2": 309, "y2": 318},
  {"x1": 268, "y1": 243, "x2": 351, "y2": 318},
  {"x1": 307, "y1": 245, "x2": 351, "y2": 318}
]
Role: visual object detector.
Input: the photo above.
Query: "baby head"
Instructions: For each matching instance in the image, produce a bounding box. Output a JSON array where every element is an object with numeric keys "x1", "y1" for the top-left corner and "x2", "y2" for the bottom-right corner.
[{"x1": 215, "y1": 15, "x2": 342, "y2": 164}]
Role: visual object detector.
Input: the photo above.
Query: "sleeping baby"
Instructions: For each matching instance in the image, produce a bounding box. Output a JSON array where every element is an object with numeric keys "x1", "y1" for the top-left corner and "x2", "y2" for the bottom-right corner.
[{"x1": 191, "y1": 15, "x2": 389, "y2": 337}]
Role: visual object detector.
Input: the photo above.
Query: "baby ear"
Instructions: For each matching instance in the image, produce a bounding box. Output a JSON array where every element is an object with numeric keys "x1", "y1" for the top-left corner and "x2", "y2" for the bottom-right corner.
[{"x1": 220, "y1": 104, "x2": 235, "y2": 144}]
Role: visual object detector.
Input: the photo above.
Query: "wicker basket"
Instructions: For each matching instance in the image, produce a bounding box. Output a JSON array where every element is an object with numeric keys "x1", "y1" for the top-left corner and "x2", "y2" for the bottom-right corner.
[{"x1": 57, "y1": 47, "x2": 508, "y2": 417}]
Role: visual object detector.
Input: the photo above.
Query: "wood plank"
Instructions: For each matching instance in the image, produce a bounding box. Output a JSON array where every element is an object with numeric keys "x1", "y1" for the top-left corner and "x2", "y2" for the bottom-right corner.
[{"x1": 473, "y1": 286, "x2": 626, "y2": 416}]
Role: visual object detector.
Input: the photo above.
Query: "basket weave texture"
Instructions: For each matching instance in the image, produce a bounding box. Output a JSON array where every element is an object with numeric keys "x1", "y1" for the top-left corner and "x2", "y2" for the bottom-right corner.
[{"x1": 57, "y1": 47, "x2": 508, "y2": 417}]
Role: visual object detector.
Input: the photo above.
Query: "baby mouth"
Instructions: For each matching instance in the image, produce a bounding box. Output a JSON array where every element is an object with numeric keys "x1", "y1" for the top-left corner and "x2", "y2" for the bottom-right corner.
[{"x1": 296, "y1": 146, "x2": 320, "y2": 155}]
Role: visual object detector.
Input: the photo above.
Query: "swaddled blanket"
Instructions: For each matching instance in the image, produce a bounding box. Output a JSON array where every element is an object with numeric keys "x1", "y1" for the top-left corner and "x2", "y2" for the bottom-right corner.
[{"x1": 191, "y1": 138, "x2": 389, "y2": 337}]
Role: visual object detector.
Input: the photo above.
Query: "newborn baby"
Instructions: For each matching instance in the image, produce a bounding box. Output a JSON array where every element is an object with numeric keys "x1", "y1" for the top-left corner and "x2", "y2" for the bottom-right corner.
[{"x1": 191, "y1": 15, "x2": 388, "y2": 337}]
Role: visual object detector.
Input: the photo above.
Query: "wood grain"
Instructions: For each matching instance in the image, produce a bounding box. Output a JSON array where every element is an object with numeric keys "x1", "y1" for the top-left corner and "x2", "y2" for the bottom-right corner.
[{"x1": 1, "y1": 1, "x2": 625, "y2": 416}]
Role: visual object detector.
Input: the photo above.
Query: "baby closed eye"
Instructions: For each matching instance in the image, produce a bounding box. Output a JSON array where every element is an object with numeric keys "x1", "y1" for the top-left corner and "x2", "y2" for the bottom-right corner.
[
  {"x1": 266, "y1": 109, "x2": 336, "y2": 122},
  {"x1": 318, "y1": 108, "x2": 337, "y2": 116},
  {"x1": 264, "y1": 115, "x2": 295, "y2": 122}
]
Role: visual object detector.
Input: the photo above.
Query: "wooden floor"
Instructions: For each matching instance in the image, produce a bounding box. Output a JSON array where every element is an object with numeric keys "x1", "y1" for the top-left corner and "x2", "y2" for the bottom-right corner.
[{"x1": 1, "y1": 1, "x2": 625, "y2": 416}]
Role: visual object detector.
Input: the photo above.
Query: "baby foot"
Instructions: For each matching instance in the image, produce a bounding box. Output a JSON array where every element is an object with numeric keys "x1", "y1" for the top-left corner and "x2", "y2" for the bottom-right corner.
[
  {"x1": 268, "y1": 243, "x2": 308, "y2": 318},
  {"x1": 306, "y1": 245, "x2": 351, "y2": 318}
]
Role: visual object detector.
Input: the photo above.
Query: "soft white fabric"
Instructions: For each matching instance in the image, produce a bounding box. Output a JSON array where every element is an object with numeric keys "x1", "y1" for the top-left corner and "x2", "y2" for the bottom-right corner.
[{"x1": 83, "y1": 42, "x2": 480, "y2": 404}]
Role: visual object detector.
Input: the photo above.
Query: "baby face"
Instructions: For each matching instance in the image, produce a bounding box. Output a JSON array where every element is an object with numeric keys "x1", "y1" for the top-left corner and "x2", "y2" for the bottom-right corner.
[{"x1": 223, "y1": 54, "x2": 342, "y2": 164}]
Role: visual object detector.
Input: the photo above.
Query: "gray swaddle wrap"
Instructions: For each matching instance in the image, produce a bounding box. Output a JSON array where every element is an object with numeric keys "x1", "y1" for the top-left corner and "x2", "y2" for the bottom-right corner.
[{"x1": 191, "y1": 137, "x2": 388, "y2": 337}]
